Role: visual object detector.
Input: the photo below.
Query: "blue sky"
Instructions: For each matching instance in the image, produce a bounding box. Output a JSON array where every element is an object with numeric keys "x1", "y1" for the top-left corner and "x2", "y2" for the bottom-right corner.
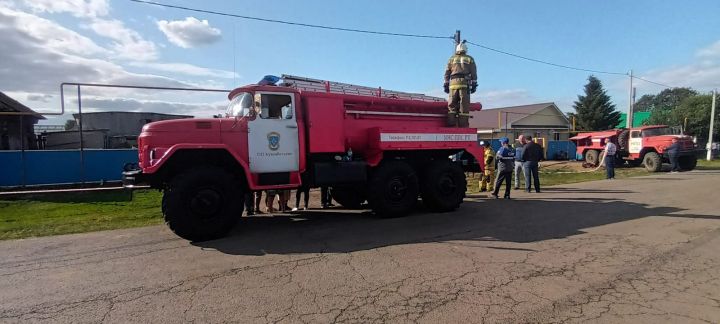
[{"x1": 2, "y1": 0, "x2": 719, "y2": 124}]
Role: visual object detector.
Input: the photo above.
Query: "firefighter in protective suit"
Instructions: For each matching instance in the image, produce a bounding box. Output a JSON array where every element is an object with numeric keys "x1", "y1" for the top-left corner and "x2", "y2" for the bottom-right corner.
[
  {"x1": 479, "y1": 141, "x2": 495, "y2": 192},
  {"x1": 444, "y1": 42, "x2": 477, "y2": 127}
]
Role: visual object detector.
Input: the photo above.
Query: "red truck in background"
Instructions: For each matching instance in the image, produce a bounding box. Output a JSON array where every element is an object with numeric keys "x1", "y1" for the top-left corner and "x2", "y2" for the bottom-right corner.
[
  {"x1": 123, "y1": 75, "x2": 485, "y2": 241},
  {"x1": 570, "y1": 125, "x2": 698, "y2": 172}
]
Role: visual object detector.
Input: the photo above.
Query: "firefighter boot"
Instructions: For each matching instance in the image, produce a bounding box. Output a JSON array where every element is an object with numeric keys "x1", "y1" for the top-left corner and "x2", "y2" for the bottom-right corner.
[
  {"x1": 447, "y1": 112, "x2": 458, "y2": 127},
  {"x1": 458, "y1": 114, "x2": 470, "y2": 128}
]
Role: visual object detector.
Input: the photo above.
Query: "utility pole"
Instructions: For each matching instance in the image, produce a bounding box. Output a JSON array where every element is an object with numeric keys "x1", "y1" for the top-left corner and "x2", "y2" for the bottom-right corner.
[
  {"x1": 626, "y1": 70, "x2": 634, "y2": 129},
  {"x1": 708, "y1": 89, "x2": 716, "y2": 161},
  {"x1": 454, "y1": 30, "x2": 461, "y2": 45}
]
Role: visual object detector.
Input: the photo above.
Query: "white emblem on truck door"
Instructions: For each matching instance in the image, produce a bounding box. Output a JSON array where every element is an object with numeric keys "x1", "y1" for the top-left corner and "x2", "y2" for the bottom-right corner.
[{"x1": 267, "y1": 132, "x2": 280, "y2": 151}]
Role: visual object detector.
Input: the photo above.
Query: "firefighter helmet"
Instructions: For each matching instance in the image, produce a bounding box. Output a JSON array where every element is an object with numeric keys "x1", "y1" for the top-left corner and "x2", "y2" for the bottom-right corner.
[{"x1": 455, "y1": 43, "x2": 468, "y2": 54}]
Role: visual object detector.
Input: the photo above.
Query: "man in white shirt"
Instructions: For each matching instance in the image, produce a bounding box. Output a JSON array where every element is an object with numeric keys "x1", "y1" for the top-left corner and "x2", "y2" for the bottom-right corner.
[{"x1": 603, "y1": 141, "x2": 617, "y2": 179}]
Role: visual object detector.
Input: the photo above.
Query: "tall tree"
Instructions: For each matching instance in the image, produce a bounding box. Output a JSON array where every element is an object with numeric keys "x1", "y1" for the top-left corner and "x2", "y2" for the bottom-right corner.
[
  {"x1": 64, "y1": 119, "x2": 76, "y2": 131},
  {"x1": 651, "y1": 94, "x2": 718, "y2": 142},
  {"x1": 634, "y1": 87, "x2": 697, "y2": 113},
  {"x1": 571, "y1": 76, "x2": 621, "y2": 131}
]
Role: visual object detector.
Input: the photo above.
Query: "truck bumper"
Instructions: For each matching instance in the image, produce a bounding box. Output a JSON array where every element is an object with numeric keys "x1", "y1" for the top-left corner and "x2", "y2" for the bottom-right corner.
[{"x1": 122, "y1": 170, "x2": 147, "y2": 188}]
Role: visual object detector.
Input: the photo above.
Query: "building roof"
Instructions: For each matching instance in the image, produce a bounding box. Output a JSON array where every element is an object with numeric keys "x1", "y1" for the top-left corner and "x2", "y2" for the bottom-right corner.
[
  {"x1": 470, "y1": 102, "x2": 567, "y2": 130},
  {"x1": 0, "y1": 92, "x2": 45, "y2": 119}
]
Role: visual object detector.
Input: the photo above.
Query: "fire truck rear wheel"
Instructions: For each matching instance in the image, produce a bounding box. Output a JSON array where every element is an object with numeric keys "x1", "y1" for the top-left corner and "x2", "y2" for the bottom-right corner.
[
  {"x1": 643, "y1": 152, "x2": 662, "y2": 172},
  {"x1": 421, "y1": 160, "x2": 466, "y2": 212},
  {"x1": 585, "y1": 150, "x2": 600, "y2": 166},
  {"x1": 162, "y1": 167, "x2": 243, "y2": 241},
  {"x1": 678, "y1": 155, "x2": 697, "y2": 171},
  {"x1": 367, "y1": 161, "x2": 419, "y2": 218},
  {"x1": 331, "y1": 186, "x2": 366, "y2": 209}
]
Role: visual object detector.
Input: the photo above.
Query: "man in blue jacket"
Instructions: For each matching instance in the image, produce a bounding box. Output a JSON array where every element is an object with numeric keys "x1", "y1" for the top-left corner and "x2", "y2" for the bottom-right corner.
[{"x1": 492, "y1": 137, "x2": 515, "y2": 199}]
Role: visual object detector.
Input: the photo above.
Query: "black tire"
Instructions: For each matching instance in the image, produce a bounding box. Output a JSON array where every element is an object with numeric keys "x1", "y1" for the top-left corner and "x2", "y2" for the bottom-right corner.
[
  {"x1": 366, "y1": 161, "x2": 419, "y2": 218},
  {"x1": 421, "y1": 160, "x2": 466, "y2": 212},
  {"x1": 331, "y1": 186, "x2": 366, "y2": 209},
  {"x1": 678, "y1": 155, "x2": 697, "y2": 171},
  {"x1": 618, "y1": 130, "x2": 630, "y2": 151},
  {"x1": 643, "y1": 152, "x2": 662, "y2": 172},
  {"x1": 162, "y1": 167, "x2": 244, "y2": 241},
  {"x1": 585, "y1": 150, "x2": 600, "y2": 166}
]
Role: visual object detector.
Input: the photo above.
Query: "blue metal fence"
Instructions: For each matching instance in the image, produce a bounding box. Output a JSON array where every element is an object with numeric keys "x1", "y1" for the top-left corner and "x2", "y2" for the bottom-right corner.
[
  {"x1": 0, "y1": 149, "x2": 138, "y2": 187},
  {"x1": 479, "y1": 140, "x2": 576, "y2": 161},
  {"x1": 546, "y1": 141, "x2": 577, "y2": 160}
]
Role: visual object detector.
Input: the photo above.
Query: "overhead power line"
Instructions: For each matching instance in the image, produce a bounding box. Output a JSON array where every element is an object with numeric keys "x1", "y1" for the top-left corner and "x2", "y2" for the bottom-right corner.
[
  {"x1": 465, "y1": 41, "x2": 627, "y2": 76},
  {"x1": 129, "y1": 0, "x2": 453, "y2": 39},
  {"x1": 632, "y1": 76, "x2": 675, "y2": 89},
  {"x1": 129, "y1": 0, "x2": 680, "y2": 90}
]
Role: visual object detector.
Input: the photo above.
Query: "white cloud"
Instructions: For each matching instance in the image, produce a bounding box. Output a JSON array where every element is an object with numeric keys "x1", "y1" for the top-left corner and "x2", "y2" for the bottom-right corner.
[
  {"x1": 74, "y1": 97, "x2": 226, "y2": 117},
  {"x1": 633, "y1": 58, "x2": 720, "y2": 94},
  {"x1": 478, "y1": 89, "x2": 533, "y2": 108},
  {"x1": 23, "y1": 0, "x2": 109, "y2": 18},
  {"x1": 87, "y1": 18, "x2": 158, "y2": 61},
  {"x1": 27, "y1": 93, "x2": 53, "y2": 103},
  {"x1": 157, "y1": 17, "x2": 222, "y2": 48},
  {"x1": 0, "y1": 7, "x2": 109, "y2": 57},
  {"x1": 129, "y1": 61, "x2": 237, "y2": 79},
  {"x1": 697, "y1": 40, "x2": 720, "y2": 59}
]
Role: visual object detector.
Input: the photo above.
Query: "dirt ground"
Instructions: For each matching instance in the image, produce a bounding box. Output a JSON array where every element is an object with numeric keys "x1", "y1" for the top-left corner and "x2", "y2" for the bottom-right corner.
[{"x1": 1, "y1": 170, "x2": 718, "y2": 323}]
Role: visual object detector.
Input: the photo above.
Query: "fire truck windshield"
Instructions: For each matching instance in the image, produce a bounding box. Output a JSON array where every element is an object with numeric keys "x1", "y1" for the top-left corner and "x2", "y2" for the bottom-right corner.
[
  {"x1": 641, "y1": 127, "x2": 674, "y2": 137},
  {"x1": 226, "y1": 92, "x2": 253, "y2": 117}
]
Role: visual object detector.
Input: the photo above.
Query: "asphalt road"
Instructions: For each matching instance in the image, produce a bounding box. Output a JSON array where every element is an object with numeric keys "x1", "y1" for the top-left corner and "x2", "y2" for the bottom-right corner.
[{"x1": 1, "y1": 171, "x2": 719, "y2": 323}]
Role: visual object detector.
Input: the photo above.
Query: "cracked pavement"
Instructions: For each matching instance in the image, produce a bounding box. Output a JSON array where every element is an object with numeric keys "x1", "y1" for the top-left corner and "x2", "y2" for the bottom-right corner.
[{"x1": 1, "y1": 171, "x2": 719, "y2": 323}]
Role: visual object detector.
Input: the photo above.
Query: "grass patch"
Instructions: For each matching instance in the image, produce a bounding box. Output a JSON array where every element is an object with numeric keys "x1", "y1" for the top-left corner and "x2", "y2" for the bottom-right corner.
[
  {"x1": 0, "y1": 190, "x2": 162, "y2": 240},
  {"x1": 467, "y1": 167, "x2": 649, "y2": 193},
  {"x1": 697, "y1": 159, "x2": 720, "y2": 170}
]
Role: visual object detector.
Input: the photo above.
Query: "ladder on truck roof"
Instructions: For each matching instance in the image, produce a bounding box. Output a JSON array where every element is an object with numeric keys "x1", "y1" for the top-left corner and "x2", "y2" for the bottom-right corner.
[{"x1": 280, "y1": 74, "x2": 446, "y2": 103}]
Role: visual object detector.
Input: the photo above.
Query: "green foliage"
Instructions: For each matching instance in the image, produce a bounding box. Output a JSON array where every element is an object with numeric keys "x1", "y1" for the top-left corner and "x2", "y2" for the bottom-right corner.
[
  {"x1": 635, "y1": 87, "x2": 698, "y2": 113},
  {"x1": 659, "y1": 94, "x2": 718, "y2": 142},
  {"x1": 64, "y1": 119, "x2": 77, "y2": 131},
  {"x1": 571, "y1": 76, "x2": 621, "y2": 131},
  {"x1": 0, "y1": 190, "x2": 163, "y2": 240}
]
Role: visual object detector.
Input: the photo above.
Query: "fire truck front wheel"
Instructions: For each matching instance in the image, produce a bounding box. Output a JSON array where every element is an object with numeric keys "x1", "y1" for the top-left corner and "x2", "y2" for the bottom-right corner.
[
  {"x1": 643, "y1": 152, "x2": 662, "y2": 172},
  {"x1": 421, "y1": 160, "x2": 466, "y2": 212},
  {"x1": 162, "y1": 167, "x2": 244, "y2": 241},
  {"x1": 367, "y1": 161, "x2": 419, "y2": 218}
]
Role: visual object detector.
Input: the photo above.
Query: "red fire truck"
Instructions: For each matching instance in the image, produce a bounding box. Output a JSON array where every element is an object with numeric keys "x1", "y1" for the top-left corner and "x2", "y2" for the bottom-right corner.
[
  {"x1": 570, "y1": 125, "x2": 698, "y2": 172},
  {"x1": 123, "y1": 75, "x2": 485, "y2": 241}
]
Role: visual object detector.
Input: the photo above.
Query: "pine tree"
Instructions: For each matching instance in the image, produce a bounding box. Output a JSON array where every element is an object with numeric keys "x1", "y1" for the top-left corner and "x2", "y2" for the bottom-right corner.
[{"x1": 570, "y1": 76, "x2": 621, "y2": 131}]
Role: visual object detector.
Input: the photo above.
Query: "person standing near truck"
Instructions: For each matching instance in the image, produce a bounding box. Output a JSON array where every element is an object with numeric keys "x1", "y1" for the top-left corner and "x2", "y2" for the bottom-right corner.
[
  {"x1": 603, "y1": 140, "x2": 617, "y2": 179},
  {"x1": 513, "y1": 135, "x2": 527, "y2": 190},
  {"x1": 492, "y1": 137, "x2": 515, "y2": 199},
  {"x1": 479, "y1": 141, "x2": 495, "y2": 192},
  {"x1": 443, "y1": 42, "x2": 477, "y2": 127},
  {"x1": 522, "y1": 135, "x2": 543, "y2": 193},
  {"x1": 666, "y1": 137, "x2": 681, "y2": 173}
]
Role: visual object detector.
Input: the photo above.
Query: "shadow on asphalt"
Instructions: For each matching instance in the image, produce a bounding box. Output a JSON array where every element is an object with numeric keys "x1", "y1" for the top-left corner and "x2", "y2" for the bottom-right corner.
[{"x1": 194, "y1": 198, "x2": 718, "y2": 256}]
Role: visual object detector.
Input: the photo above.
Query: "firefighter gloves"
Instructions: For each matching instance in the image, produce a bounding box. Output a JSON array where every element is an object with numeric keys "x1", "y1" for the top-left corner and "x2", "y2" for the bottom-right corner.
[
  {"x1": 470, "y1": 81, "x2": 477, "y2": 94},
  {"x1": 443, "y1": 82, "x2": 450, "y2": 94}
]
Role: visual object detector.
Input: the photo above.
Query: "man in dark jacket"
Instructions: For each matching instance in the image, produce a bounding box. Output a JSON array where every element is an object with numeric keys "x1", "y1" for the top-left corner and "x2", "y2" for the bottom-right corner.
[
  {"x1": 666, "y1": 137, "x2": 681, "y2": 172},
  {"x1": 521, "y1": 135, "x2": 544, "y2": 193},
  {"x1": 491, "y1": 137, "x2": 515, "y2": 199}
]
